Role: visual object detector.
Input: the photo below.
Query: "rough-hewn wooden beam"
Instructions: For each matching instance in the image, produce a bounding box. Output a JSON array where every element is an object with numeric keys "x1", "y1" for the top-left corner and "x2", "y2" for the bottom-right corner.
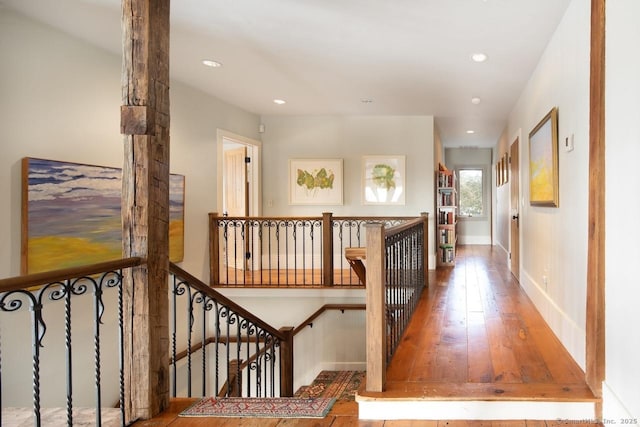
[
  {"x1": 586, "y1": 0, "x2": 605, "y2": 419},
  {"x1": 121, "y1": 0, "x2": 171, "y2": 422}
]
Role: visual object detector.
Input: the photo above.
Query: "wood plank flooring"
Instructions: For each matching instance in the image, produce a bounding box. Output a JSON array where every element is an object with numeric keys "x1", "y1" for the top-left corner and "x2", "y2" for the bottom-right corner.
[
  {"x1": 364, "y1": 245, "x2": 596, "y2": 402},
  {"x1": 134, "y1": 245, "x2": 601, "y2": 426}
]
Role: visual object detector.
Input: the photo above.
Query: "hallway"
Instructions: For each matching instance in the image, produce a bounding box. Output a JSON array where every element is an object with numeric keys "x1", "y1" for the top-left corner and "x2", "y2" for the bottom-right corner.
[
  {"x1": 136, "y1": 245, "x2": 600, "y2": 426},
  {"x1": 358, "y1": 245, "x2": 597, "y2": 418}
]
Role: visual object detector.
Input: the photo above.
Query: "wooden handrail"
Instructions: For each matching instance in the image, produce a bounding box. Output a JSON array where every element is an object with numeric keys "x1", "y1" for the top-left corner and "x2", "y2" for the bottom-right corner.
[
  {"x1": 172, "y1": 303, "x2": 367, "y2": 366},
  {"x1": 293, "y1": 303, "x2": 366, "y2": 336},
  {"x1": 0, "y1": 257, "x2": 145, "y2": 293},
  {"x1": 384, "y1": 216, "x2": 426, "y2": 237},
  {"x1": 209, "y1": 212, "x2": 425, "y2": 287},
  {"x1": 170, "y1": 262, "x2": 287, "y2": 341}
]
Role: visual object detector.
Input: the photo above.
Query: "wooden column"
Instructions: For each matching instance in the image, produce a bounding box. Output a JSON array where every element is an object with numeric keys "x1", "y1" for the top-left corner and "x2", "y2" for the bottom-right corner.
[
  {"x1": 421, "y1": 212, "x2": 429, "y2": 288},
  {"x1": 209, "y1": 212, "x2": 220, "y2": 285},
  {"x1": 322, "y1": 212, "x2": 334, "y2": 286},
  {"x1": 121, "y1": 0, "x2": 171, "y2": 422},
  {"x1": 586, "y1": 0, "x2": 605, "y2": 418},
  {"x1": 279, "y1": 326, "x2": 294, "y2": 397},
  {"x1": 365, "y1": 223, "x2": 386, "y2": 392}
]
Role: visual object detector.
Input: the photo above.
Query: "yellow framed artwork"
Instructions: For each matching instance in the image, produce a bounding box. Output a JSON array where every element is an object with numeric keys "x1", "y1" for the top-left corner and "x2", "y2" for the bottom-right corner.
[{"x1": 528, "y1": 107, "x2": 559, "y2": 207}]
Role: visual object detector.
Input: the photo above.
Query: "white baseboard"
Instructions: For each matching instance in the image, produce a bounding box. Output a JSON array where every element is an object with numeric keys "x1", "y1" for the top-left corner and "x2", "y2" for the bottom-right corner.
[
  {"x1": 357, "y1": 399, "x2": 594, "y2": 420},
  {"x1": 457, "y1": 235, "x2": 492, "y2": 245},
  {"x1": 520, "y1": 270, "x2": 586, "y2": 369}
]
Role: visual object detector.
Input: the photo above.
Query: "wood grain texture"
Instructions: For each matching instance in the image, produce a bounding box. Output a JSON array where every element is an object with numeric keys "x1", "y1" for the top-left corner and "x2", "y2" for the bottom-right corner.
[
  {"x1": 136, "y1": 246, "x2": 601, "y2": 426},
  {"x1": 586, "y1": 0, "x2": 606, "y2": 411},
  {"x1": 360, "y1": 246, "x2": 596, "y2": 404},
  {"x1": 365, "y1": 223, "x2": 386, "y2": 392},
  {"x1": 121, "y1": 0, "x2": 171, "y2": 422}
]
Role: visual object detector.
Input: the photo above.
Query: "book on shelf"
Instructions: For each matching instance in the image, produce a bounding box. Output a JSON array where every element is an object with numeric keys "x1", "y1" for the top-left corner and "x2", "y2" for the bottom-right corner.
[
  {"x1": 441, "y1": 247, "x2": 455, "y2": 263},
  {"x1": 439, "y1": 228, "x2": 455, "y2": 245},
  {"x1": 438, "y1": 171, "x2": 454, "y2": 188},
  {"x1": 438, "y1": 211, "x2": 456, "y2": 225}
]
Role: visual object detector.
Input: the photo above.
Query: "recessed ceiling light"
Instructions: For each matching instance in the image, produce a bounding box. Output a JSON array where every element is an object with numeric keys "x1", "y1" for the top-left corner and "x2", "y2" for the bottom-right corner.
[
  {"x1": 471, "y1": 97, "x2": 481, "y2": 105},
  {"x1": 466, "y1": 130, "x2": 475, "y2": 134},
  {"x1": 202, "y1": 59, "x2": 222, "y2": 68},
  {"x1": 273, "y1": 99, "x2": 286, "y2": 105},
  {"x1": 471, "y1": 53, "x2": 488, "y2": 63}
]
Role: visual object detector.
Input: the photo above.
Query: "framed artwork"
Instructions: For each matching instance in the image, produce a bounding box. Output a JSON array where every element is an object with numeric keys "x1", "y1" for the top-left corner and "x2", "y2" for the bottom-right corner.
[
  {"x1": 289, "y1": 158, "x2": 343, "y2": 205},
  {"x1": 21, "y1": 157, "x2": 185, "y2": 274},
  {"x1": 503, "y1": 153, "x2": 509, "y2": 184},
  {"x1": 528, "y1": 107, "x2": 559, "y2": 207},
  {"x1": 362, "y1": 155, "x2": 406, "y2": 205}
]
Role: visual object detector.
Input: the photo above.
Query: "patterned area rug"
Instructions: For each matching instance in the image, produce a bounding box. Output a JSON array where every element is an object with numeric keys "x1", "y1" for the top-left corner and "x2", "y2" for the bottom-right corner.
[
  {"x1": 179, "y1": 397, "x2": 336, "y2": 418},
  {"x1": 295, "y1": 370, "x2": 365, "y2": 401}
]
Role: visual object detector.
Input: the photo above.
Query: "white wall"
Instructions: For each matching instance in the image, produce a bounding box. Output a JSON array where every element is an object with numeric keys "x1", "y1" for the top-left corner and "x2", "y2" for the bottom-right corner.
[
  {"x1": 505, "y1": 0, "x2": 590, "y2": 368},
  {"x1": 0, "y1": 8, "x2": 262, "y2": 282},
  {"x1": 259, "y1": 115, "x2": 437, "y2": 268},
  {"x1": 0, "y1": 10, "x2": 368, "y2": 406},
  {"x1": 494, "y1": 128, "x2": 511, "y2": 254},
  {"x1": 604, "y1": 1, "x2": 640, "y2": 424}
]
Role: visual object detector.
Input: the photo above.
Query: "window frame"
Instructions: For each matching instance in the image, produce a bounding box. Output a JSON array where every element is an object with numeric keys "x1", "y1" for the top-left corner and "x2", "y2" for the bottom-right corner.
[{"x1": 456, "y1": 166, "x2": 488, "y2": 220}]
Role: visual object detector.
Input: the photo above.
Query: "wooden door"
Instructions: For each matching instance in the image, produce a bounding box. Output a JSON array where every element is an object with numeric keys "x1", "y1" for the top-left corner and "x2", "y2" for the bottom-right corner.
[
  {"x1": 224, "y1": 146, "x2": 248, "y2": 270},
  {"x1": 509, "y1": 137, "x2": 520, "y2": 281},
  {"x1": 224, "y1": 146, "x2": 248, "y2": 217}
]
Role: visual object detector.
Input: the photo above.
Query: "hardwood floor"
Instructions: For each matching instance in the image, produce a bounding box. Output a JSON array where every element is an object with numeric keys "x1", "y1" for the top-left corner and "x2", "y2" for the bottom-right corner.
[
  {"x1": 134, "y1": 245, "x2": 601, "y2": 426},
  {"x1": 131, "y1": 397, "x2": 600, "y2": 426},
  {"x1": 369, "y1": 245, "x2": 595, "y2": 401}
]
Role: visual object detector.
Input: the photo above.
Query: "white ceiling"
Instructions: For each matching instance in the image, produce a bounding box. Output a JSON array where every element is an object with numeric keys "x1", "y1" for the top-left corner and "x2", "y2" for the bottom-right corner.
[{"x1": 1, "y1": 0, "x2": 571, "y2": 148}]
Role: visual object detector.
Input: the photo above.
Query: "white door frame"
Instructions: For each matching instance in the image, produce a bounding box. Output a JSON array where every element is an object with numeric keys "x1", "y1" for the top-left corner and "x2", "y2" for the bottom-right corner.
[{"x1": 216, "y1": 129, "x2": 262, "y2": 216}]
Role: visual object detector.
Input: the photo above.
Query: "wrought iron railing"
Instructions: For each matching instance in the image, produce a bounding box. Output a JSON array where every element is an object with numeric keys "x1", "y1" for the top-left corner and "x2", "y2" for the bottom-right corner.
[
  {"x1": 384, "y1": 218, "x2": 427, "y2": 361},
  {"x1": 168, "y1": 263, "x2": 293, "y2": 399},
  {"x1": 0, "y1": 258, "x2": 296, "y2": 426},
  {"x1": 209, "y1": 212, "x2": 416, "y2": 287},
  {"x1": 363, "y1": 215, "x2": 429, "y2": 392},
  {"x1": 0, "y1": 257, "x2": 143, "y2": 427}
]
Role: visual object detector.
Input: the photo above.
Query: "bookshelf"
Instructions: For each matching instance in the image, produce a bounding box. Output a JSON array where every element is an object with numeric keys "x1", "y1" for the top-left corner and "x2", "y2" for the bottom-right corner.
[{"x1": 437, "y1": 165, "x2": 457, "y2": 267}]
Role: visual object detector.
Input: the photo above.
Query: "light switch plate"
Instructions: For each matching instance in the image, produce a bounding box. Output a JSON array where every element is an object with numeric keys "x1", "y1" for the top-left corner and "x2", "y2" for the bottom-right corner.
[{"x1": 564, "y1": 134, "x2": 575, "y2": 152}]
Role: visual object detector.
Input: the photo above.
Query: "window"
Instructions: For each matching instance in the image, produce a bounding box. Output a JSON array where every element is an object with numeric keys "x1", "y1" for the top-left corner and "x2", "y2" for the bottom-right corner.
[{"x1": 458, "y1": 169, "x2": 483, "y2": 217}]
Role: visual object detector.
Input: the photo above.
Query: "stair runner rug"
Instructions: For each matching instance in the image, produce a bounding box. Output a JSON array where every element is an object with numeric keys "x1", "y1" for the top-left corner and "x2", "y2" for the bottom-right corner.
[
  {"x1": 179, "y1": 397, "x2": 336, "y2": 418},
  {"x1": 295, "y1": 370, "x2": 365, "y2": 401}
]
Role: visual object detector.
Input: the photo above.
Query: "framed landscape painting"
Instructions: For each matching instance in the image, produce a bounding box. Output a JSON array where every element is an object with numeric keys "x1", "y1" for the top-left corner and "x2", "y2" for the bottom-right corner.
[
  {"x1": 528, "y1": 107, "x2": 559, "y2": 207},
  {"x1": 289, "y1": 158, "x2": 343, "y2": 205},
  {"x1": 21, "y1": 157, "x2": 185, "y2": 274},
  {"x1": 362, "y1": 155, "x2": 406, "y2": 205}
]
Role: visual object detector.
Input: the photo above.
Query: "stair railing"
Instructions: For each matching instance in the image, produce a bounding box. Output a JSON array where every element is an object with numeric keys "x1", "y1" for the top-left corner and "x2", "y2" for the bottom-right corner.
[
  {"x1": 365, "y1": 214, "x2": 429, "y2": 392},
  {"x1": 171, "y1": 303, "x2": 366, "y2": 398},
  {"x1": 168, "y1": 262, "x2": 294, "y2": 398},
  {"x1": 0, "y1": 257, "x2": 143, "y2": 427}
]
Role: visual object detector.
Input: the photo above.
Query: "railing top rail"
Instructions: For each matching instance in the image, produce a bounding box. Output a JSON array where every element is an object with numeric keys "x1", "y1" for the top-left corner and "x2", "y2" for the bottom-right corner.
[
  {"x1": 211, "y1": 215, "x2": 324, "y2": 221},
  {"x1": 209, "y1": 212, "x2": 424, "y2": 222},
  {"x1": 384, "y1": 216, "x2": 427, "y2": 237},
  {"x1": 169, "y1": 262, "x2": 287, "y2": 341},
  {"x1": 0, "y1": 257, "x2": 145, "y2": 293}
]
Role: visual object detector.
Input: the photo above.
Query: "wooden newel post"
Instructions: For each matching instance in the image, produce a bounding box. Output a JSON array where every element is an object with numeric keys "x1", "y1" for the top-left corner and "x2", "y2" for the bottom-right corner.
[
  {"x1": 209, "y1": 212, "x2": 220, "y2": 285},
  {"x1": 421, "y1": 212, "x2": 430, "y2": 289},
  {"x1": 279, "y1": 326, "x2": 294, "y2": 397},
  {"x1": 322, "y1": 212, "x2": 334, "y2": 286},
  {"x1": 365, "y1": 223, "x2": 386, "y2": 392},
  {"x1": 121, "y1": 0, "x2": 171, "y2": 422}
]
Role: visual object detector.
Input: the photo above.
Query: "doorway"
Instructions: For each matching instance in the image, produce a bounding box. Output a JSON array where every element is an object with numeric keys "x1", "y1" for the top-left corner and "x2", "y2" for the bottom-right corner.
[
  {"x1": 216, "y1": 129, "x2": 262, "y2": 270},
  {"x1": 216, "y1": 129, "x2": 261, "y2": 217},
  {"x1": 509, "y1": 135, "x2": 520, "y2": 282}
]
